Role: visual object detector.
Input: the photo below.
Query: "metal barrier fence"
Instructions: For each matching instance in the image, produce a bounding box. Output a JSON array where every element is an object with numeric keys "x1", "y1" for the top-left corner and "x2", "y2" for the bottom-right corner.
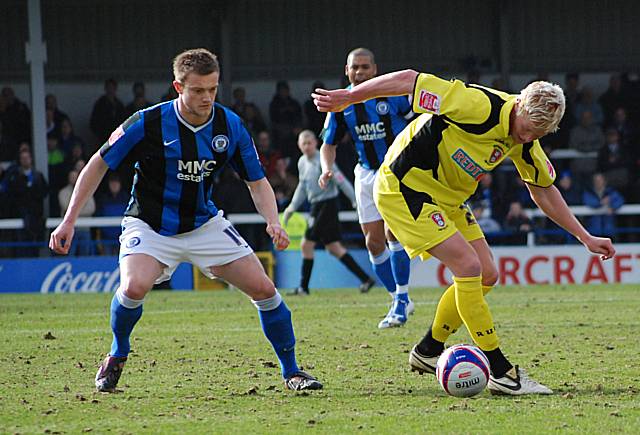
[{"x1": 0, "y1": 206, "x2": 639, "y2": 253}]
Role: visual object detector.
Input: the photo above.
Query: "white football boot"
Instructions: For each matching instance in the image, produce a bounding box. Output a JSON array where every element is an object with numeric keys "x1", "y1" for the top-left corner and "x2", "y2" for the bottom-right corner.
[
  {"x1": 377, "y1": 298, "x2": 414, "y2": 329},
  {"x1": 488, "y1": 366, "x2": 553, "y2": 395},
  {"x1": 408, "y1": 344, "x2": 439, "y2": 375}
]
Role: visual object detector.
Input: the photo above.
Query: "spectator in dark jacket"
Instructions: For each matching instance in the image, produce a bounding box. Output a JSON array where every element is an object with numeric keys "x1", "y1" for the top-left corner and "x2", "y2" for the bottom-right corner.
[
  {"x1": 583, "y1": 173, "x2": 624, "y2": 238},
  {"x1": 503, "y1": 201, "x2": 533, "y2": 245},
  {"x1": 90, "y1": 78, "x2": 126, "y2": 144},
  {"x1": 4, "y1": 149, "x2": 48, "y2": 257},
  {"x1": 269, "y1": 80, "x2": 302, "y2": 159}
]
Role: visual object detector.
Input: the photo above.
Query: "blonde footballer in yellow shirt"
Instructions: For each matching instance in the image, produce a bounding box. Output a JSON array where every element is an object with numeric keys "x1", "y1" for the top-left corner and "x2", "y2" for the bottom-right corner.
[{"x1": 313, "y1": 71, "x2": 615, "y2": 395}]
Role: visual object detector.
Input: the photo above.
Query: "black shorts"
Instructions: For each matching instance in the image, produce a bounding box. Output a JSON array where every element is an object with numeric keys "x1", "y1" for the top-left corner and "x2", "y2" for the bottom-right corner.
[{"x1": 305, "y1": 198, "x2": 342, "y2": 244}]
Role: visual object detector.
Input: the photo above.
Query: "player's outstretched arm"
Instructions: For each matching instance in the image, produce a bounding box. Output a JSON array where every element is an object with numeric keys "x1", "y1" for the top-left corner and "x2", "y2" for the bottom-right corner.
[
  {"x1": 246, "y1": 178, "x2": 290, "y2": 250},
  {"x1": 49, "y1": 152, "x2": 109, "y2": 254},
  {"x1": 527, "y1": 184, "x2": 616, "y2": 260},
  {"x1": 312, "y1": 69, "x2": 419, "y2": 113}
]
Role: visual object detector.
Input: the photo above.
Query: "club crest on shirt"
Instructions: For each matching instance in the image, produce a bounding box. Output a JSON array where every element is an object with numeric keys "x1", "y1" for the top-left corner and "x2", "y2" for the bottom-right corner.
[
  {"x1": 484, "y1": 145, "x2": 504, "y2": 165},
  {"x1": 212, "y1": 135, "x2": 229, "y2": 153},
  {"x1": 418, "y1": 90, "x2": 441, "y2": 114},
  {"x1": 429, "y1": 211, "x2": 447, "y2": 229},
  {"x1": 376, "y1": 100, "x2": 390, "y2": 115}
]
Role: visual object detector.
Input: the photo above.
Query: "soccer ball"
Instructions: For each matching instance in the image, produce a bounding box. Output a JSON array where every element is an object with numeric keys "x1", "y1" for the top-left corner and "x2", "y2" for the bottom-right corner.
[{"x1": 435, "y1": 344, "x2": 490, "y2": 397}]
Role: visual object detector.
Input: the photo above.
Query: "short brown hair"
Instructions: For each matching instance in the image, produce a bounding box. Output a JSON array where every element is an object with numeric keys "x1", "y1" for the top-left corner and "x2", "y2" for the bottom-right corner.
[{"x1": 172, "y1": 48, "x2": 219, "y2": 83}]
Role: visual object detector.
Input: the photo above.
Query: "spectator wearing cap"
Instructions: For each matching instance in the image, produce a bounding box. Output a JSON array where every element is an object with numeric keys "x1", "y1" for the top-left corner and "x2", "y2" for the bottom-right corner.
[{"x1": 556, "y1": 170, "x2": 582, "y2": 206}]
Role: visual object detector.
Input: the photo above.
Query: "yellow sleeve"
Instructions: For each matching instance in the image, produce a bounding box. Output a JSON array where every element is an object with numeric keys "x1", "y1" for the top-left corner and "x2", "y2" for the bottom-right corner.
[
  {"x1": 411, "y1": 73, "x2": 492, "y2": 124},
  {"x1": 509, "y1": 140, "x2": 556, "y2": 187}
]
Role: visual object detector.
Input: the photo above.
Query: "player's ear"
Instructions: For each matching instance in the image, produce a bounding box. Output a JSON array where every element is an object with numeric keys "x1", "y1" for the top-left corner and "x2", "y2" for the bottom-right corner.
[
  {"x1": 173, "y1": 80, "x2": 183, "y2": 94},
  {"x1": 344, "y1": 64, "x2": 349, "y2": 77}
]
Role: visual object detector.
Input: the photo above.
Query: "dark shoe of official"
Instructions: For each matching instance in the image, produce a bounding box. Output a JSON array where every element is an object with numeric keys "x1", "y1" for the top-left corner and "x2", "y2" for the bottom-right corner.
[
  {"x1": 409, "y1": 344, "x2": 439, "y2": 375},
  {"x1": 284, "y1": 370, "x2": 323, "y2": 391},
  {"x1": 359, "y1": 277, "x2": 376, "y2": 293},
  {"x1": 95, "y1": 355, "x2": 127, "y2": 392}
]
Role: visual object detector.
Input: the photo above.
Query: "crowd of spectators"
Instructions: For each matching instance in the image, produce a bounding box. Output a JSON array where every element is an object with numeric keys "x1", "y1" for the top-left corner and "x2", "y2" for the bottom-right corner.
[{"x1": 0, "y1": 71, "x2": 639, "y2": 257}]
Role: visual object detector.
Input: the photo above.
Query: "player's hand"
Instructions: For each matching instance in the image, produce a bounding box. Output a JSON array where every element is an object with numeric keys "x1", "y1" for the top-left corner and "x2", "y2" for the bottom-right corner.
[
  {"x1": 266, "y1": 222, "x2": 290, "y2": 250},
  {"x1": 49, "y1": 220, "x2": 75, "y2": 255},
  {"x1": 312, "y1": 88, "x2": 353, "y2": 113},
  {"x1": 318, "y1": 170, "x2": 333, "y2": 189},
  {"x1": 282, "y1": 208, "x2": 294, "y2": 226},
  {"x1": 581, "y1": 234, "x2": 615, "y2": 260}
]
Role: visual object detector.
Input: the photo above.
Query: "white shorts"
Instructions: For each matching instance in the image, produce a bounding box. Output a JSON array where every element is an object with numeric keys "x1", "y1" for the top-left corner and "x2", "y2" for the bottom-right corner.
[
  {"x1": 119, "y1": 212, "x2": 253, "y2": 284},
  {"x1": 354, "y1": 163, "x2": 383, "y2": 224}
]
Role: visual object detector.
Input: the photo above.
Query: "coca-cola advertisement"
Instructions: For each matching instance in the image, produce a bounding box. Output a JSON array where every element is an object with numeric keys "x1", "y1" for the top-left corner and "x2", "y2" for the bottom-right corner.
[{"x1": 0, "y1": 258, "x2": 193, "y2": 293}]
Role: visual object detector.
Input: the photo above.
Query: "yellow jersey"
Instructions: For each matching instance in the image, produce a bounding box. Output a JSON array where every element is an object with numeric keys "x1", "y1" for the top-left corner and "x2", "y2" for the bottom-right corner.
[{"x1": 380, "y1": 73, "x2": 556, "y2": 217}]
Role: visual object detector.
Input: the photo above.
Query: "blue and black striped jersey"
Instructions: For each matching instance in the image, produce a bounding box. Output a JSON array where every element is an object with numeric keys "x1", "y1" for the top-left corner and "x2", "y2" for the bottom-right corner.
[
  {"x1": 321, "y1": 95, "x2": 412, "y2": 170},
  {"x1": 100, "y1": 100, "x2": 264, "y2": 236}
]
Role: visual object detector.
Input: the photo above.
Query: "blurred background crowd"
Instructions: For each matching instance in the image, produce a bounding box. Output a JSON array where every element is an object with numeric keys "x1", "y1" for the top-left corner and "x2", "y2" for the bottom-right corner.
[{"x1": 1, "y1": 70, "x2": 639, "y2": 257}]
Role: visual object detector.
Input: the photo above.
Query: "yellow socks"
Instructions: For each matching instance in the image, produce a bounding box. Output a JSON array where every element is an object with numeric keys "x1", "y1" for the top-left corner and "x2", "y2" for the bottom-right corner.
[
  {"x1": 454, "y1": 275, "x2": 499, "y2": 351},
  {"x1": 431, "y1": 282, "x2": 493, "y2": 344}
]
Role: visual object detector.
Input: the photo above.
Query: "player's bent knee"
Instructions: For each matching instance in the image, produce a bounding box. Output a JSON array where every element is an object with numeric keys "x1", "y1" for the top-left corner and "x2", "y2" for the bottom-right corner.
[
  {"x1": 120, "y1": 280, "x2": 152, "y2": 300},
  {"x1": 248, "y1": 278, "x2": 277, "y2": 301},
  {"x1": 482, "y1": 268, "x2": 499, "y2": 287},
  {"x1": 365, "y1": 236, "x2": 386, "y2": 256},
  {"x1": 459, "y1": 257, "x2": 482, "y2": 278}
]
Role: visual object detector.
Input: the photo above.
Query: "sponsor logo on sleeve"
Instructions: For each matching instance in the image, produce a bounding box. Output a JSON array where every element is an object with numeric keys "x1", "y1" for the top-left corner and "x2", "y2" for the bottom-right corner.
[
  {"x1": 108, "y1": 126, "x2": 125, "y2": 145},
  {"x1": 546, "y1": 160, "x2": 555, "y2": 178},
  {"x1": 418, "y1": 90, "x2": 441, "y2": 113}
]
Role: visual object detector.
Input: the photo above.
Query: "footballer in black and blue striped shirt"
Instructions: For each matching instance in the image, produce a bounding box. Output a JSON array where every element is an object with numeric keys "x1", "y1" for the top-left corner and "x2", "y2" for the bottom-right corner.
[
  {"x1": 319, "y1": 48, "x2": 414, "y2": 329},
  {"x1": 50, "y1": 48, "x2": 322, "y2": 393}
]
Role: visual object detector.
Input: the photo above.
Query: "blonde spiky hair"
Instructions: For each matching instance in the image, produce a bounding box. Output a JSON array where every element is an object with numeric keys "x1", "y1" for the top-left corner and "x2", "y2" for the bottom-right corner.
[{"x1": 517, "y1": 81, "x2": 566, "y2": 133}]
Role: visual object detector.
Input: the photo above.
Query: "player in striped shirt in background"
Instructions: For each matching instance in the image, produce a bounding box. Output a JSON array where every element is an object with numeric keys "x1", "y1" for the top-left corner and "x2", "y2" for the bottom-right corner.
[{"x1": 319, "y1": 48, "x2": 415, "y2": 329}]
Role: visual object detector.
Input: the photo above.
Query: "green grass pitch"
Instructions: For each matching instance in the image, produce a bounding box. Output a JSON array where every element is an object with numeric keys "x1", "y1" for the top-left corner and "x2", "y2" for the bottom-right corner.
[{"x1": 1, "y1": 284, "x2": 638, "y2": 434}]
